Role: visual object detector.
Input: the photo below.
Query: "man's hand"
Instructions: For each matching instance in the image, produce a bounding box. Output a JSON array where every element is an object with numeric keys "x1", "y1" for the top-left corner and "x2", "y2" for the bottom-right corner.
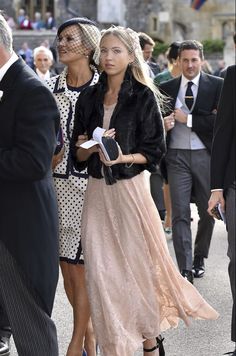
[
  {"x1": 174, "y1": 108, "x2": 187, "y2": 124},
  {"x1": 208, "y1": 190, "x2": 225, "y2": 216}
]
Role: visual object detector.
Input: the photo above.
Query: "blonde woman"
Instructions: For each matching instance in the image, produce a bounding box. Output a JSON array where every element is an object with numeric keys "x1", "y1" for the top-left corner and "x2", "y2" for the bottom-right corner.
[{"x1": 72, "y1": 26, "x2": 218, "y2": 356}]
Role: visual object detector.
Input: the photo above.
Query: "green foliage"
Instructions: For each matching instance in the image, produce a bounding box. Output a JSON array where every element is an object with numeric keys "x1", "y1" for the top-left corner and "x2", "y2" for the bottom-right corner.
[
  {"x1": 201, "y1": 39, "x2": 224, "y2": 54},
  {"x1": 153, "y1": 39, "x2": 224, "y2": 58},
  {"x1": 153, "y1": 42, "x2": 169, "y2": 57}
]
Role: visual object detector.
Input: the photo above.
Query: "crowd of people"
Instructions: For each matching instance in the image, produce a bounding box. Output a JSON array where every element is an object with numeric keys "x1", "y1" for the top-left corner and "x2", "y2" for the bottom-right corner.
[
  {"x1": 4, "y1": 8, "x2": 56, "y2": 31},
  {"x1": 0, "y1": 11, "x2": 235, "y2": 356}
]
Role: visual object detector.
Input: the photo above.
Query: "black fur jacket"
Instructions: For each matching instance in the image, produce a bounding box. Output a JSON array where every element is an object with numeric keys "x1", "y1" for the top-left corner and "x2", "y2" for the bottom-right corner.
[{"x1": 71, "y1": 68, "x2": 166, "y2": 181}]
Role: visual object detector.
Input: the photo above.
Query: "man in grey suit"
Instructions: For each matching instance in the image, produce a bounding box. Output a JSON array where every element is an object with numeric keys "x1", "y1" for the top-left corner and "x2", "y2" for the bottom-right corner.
[
  {"x1": 160, "y1": 40, "x2": 223, "y2": 283},
  {"x1": 0, "y1": 13, "x2": 60, "y2": 355}
]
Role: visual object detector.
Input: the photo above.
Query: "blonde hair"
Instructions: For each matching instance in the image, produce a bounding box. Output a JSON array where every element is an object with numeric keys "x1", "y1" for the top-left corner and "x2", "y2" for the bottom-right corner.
[{"x1": 97, "y1": 26, "x2": 166, "y2": 111}]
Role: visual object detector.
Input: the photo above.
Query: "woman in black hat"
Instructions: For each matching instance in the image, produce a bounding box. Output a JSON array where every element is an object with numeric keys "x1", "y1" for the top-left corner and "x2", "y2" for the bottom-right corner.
[{"x1": 47, "y1": 17, "x2": 100, "y2": 356}]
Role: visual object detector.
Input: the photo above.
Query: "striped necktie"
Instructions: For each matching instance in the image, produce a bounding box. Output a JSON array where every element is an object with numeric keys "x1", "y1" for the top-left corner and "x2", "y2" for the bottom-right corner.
[{"x1": 185, "y1": 81, "x2": 194, "y2": 111}]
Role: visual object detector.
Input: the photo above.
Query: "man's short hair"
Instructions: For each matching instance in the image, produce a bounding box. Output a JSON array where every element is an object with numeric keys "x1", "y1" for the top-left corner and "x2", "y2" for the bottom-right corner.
[
  {"x1": 33, "y1": 46, "x2": 53, "y2": 61},
  {"x1": 178, "y1": 40, "x2": 204, "y2": 60},
  {"x1": 138, "y1": 32, "x2": 155, "y2": 50}
]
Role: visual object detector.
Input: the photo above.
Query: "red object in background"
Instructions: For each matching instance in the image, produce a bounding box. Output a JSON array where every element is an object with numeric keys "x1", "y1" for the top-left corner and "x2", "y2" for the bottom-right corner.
[{"x1": 191, "y1": 0, "x2": 207, "y2": 10}]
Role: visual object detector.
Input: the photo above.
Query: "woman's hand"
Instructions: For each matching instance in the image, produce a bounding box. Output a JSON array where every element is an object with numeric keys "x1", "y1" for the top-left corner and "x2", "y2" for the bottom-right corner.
[
  {"x1": 98, "y1": 145, "x2": 123, "y2": 166},
  {"x1": 103, "y1": 128, "x2": 116, "y2": 139},
  {"x1": 164, "y1": 113, "x2": 175, "y2": 131},
  {"x1": 52, "y1": 146, "x2": 65, "y2": 171},
  {"x1": 76, "y1": 134, "x2": 88, "y2": 147}
]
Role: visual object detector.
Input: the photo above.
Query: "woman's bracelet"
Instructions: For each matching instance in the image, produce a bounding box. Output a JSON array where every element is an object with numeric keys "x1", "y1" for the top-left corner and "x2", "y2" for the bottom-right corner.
[{"x1": 125, "y1": 154, "x2": 135, "y2": 168}]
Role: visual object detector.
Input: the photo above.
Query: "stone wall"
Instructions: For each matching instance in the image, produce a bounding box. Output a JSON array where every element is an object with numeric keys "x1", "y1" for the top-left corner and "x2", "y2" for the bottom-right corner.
[
  {"x1": 0, "y1": 0, "x2": 14, "y2": 17},
  {"x1": 12, "y1": 30, "x2": 57, "y2": 53}
]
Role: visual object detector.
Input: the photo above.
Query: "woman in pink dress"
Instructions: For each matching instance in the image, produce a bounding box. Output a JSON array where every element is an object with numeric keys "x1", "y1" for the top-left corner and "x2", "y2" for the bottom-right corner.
[{"x1": 71, "y1": 26, "x2": 219, "y2": 356}]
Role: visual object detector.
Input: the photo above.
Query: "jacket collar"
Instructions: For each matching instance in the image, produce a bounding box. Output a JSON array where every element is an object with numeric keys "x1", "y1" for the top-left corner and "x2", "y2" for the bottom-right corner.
[
  {"x1": 53, "y1": 67, "x2": 100, "y2": 94},
  {"x1": 0, "y1": 52, "x2": 18, "y2": 83},
  {"x1": 0, "y1": 58, "x2": 28, "y2": 98},
  {"x1": 98, "y1": 67, "x2": 135, "y2": 100}
]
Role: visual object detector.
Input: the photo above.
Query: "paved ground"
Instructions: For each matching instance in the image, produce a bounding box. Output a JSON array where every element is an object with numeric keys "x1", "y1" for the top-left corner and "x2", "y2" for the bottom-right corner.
[{"x1": 10, "y1": 205, "x2": 234, "y2": 355}]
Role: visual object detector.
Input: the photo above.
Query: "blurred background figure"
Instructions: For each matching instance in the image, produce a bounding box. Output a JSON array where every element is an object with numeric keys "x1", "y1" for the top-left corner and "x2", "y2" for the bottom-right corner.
[
  {"x1": 154, "y1": 41, "x2": 182, "y2": 85},
  {"x1": 213, "y1": 58, "x2": 226, "y2": 76},
  {"x1": 44, "y1": 11, "x2": 56, "y2": 30},
  {"x1": 17, "y1": 41, "x2": 33, "y2": 67},
  {"x1": 201, "y1": 59, "x2": 213, "y2": 74},
  {"x1": 41, "y1": 39, "x2": 60, "y2": 74},
  {"x1": 16, "y1": 8, "x2": 25, "y2": 28},
  {"x1": 3, "y1": 13, "x2": 16, "y2": 30},
  {"x1": 33, "y1": 46, "x2": 56, "y2": 80},
  {"x1": 32, "y1": 11, "x2": 45, "y2": 30},
  {"x1": 19, "y1": 14, "x2": 33, "y2": 30},
  {"x1": 138, "y1": 32, "x2": 160, "y2": 78},
  {"x1": 220, "y1": 33, "x2": 236, "y2": 78}
]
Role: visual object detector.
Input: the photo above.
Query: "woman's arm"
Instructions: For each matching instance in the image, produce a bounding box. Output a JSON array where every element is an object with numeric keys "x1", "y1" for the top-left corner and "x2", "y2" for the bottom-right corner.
[
  {"x1": 136, "y1": 90, "x2": 166, "y2": 168},
  {"x1": 76, "y1": 145, "x2": 98, "y2": 162},
  {"x1": 99, "y1": 149, "x2": 147, "y2": 167}
]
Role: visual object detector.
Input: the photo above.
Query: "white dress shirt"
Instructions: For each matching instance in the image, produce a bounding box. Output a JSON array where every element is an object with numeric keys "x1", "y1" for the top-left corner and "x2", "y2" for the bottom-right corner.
[
  {"x1": 0, "y1": 52, "x2": 18, "y2": 82},
  {"x1": 36, "y1": 68, "x2": 51, "y2": 81}
]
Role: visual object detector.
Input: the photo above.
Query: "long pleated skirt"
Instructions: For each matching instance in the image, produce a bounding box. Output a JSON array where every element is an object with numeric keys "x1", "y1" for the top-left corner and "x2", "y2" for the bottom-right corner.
[{"x1": 81, "y1": 172, "x2": 219, "y2": 356}]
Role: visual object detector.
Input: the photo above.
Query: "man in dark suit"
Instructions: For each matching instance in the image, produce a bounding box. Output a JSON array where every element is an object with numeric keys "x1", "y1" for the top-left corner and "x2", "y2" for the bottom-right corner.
[
  {"x1": 208, "y1": 65, "x2": 235, "y2": 355},
  {"x1": 160, "y1": 40, "x2": 223, "y2": 283},
  {"x1": 0, "y1": 13, "x2": 60, "y2": 355}
]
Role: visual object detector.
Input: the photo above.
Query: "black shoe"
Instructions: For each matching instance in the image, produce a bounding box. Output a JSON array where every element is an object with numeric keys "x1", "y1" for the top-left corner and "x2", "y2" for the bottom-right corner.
[
  {"x1": 181, "y1": 269, "x2": 194, "y2": 284},
  {"x1": 143, "y1": 336, "x2": 165, "y2": 355},
  {"x1": 192, "y1": 255, "x2": 205, "y2": 278},
  {"x1": 0, "y1": 337, "x2": 10, "y2": 356}
]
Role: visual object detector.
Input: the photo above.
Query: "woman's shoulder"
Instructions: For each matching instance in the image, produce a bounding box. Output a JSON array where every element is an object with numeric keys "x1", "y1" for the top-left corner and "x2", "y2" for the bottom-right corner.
[
  {"x1": 133, "y1": 80, "x2": 155, "y2": 100},
  {"x1": 79, "y1": 81, "x2": 100, "y2": 99},
  {"x1": 45, "y1": 74, "x2": 61, "y2": 91}
]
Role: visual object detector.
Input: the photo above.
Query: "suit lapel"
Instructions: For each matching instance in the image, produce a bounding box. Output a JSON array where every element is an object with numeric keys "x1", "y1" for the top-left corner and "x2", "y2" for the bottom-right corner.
[
  {"x1": 193, "y1": 72, "x2": 210, "y2": 110},
  {"x1": 167, "y1": 77, "x2": 181, "y2": 110},
  {"x1": 0, "y1": 58, "x2": 27, "y2": 92}
]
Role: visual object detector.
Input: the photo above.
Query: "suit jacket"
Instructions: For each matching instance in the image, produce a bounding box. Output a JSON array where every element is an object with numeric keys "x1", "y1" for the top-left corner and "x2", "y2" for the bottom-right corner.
[
  {"x1": 211, "y1": 65, "x2": 236, "y2": 190},
  {"x1": 160, "y1": 72, "x2": 223, "y2": 152},
  {"x1": 0, "y1": 58, "x2": 60, "y2": 316}
]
